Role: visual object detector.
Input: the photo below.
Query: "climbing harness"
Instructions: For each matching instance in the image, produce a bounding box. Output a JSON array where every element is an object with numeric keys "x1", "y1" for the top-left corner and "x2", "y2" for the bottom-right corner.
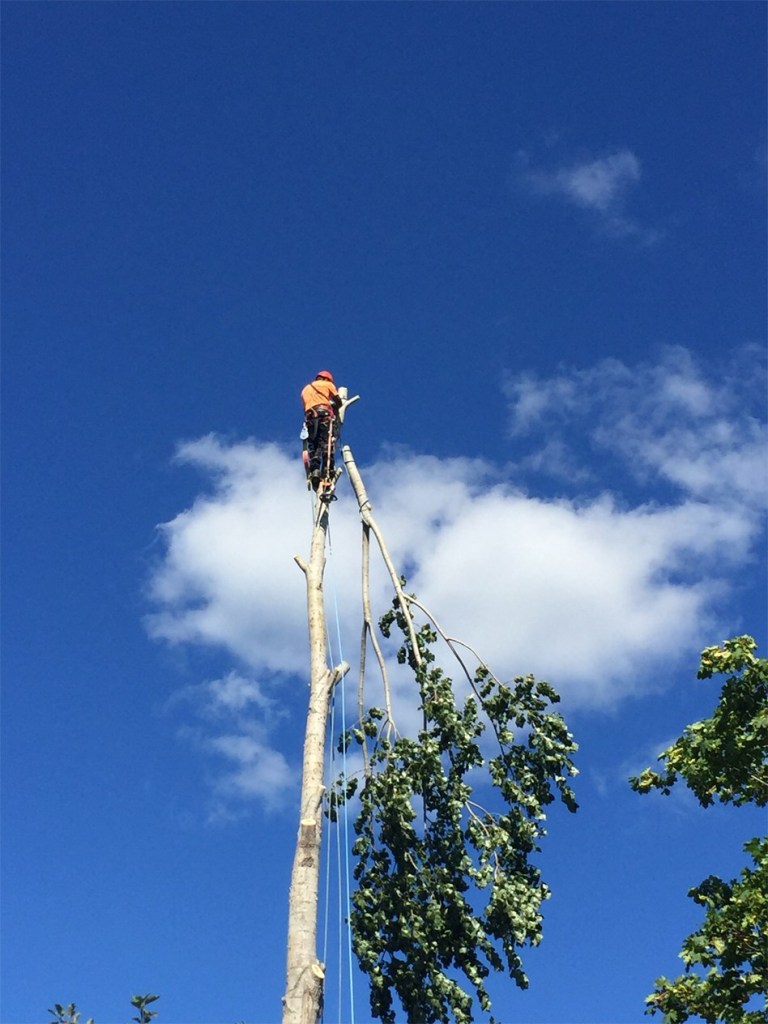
[
  {"x1": 302, "y1": 406, "x2": 338, "y2": 495},
  {"x1": 301, "y1": 387, "x2": 360, "y2": 504}
]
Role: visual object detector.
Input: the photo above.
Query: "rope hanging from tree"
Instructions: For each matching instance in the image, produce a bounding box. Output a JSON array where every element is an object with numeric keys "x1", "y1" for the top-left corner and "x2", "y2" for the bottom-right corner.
[{"x1": 321, "y1": 526, "x2": 356, "y2": 1024}]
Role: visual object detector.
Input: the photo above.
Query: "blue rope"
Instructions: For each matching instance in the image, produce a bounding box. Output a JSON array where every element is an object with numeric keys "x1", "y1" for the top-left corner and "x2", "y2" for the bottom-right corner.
[
  {"x1": 321, "y1": 674, "x2": 342, "y2": 1022},
  {"x1": 321, "y1": 690, "x2": 336, "y2": 975},
  {"x1": 325, "y1": 526, "x2": 356, "y2": 1024},
  {"x1": 339, "y1": 653, "x2": 355, "y2": 1024}
]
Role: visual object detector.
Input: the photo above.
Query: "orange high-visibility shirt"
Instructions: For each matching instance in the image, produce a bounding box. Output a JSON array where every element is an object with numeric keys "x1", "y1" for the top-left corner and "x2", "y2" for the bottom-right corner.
[{"x1": 301, "y1": 378, "x2": 339, "y2": 413}]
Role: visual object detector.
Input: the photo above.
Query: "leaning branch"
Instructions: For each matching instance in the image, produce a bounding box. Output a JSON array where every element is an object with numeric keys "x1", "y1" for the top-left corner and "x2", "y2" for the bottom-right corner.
[
  {"x1": 341, "y1": 445, "x2": 422, "y2": 668},
  {"x1": 403, "y1": 593, "x2": 511, "y2": 760},
  {"x1": 404, "y1": 595, "x2": 494, "y2": 690},
  {"x1": 360, "y1": 522, "x2": 396, "y2": 743}
]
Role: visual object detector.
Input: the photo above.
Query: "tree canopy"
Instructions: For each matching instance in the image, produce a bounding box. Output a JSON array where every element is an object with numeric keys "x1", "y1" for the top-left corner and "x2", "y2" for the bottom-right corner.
[
  {"x1": 630, "y1": 636, "x2": 768, "y2": 1023},
  {"x1": 333, "y1": 597, "x2": 579, "y2": 1024}
]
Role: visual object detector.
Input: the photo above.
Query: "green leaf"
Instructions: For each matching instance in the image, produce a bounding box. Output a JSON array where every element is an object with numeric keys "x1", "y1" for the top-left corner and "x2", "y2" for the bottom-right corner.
[
  {"x1": 631, "y1": 637, "x2": 768, "y2": 1024},
  {"x1": 338, "y1": 596, "x2": 578, "y2": 1023}
]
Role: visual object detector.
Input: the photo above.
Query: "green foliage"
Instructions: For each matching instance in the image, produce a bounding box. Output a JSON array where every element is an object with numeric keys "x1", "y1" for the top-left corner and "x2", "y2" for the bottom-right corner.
[
  {"x1": 631, "y1": 636, "x2": 768, "y2": 1023},
  {"x1": 47, "y1": 995, "x2": 159, "y2": 1024},
  {"x1": 48, "y1": 1005, "x2": 94, "y2": 1024},
  {"x1": 645, "y1": 837, "x2": 767, "y2": 1023},
  {"x1": 335, "y1": 598, "x2": 578, "y2": 1024},
  {"x1": 131, "y1": 995, "x2": 160, "y2": 1024},
  {"x1": 630, "y1": 636, "x2": 768, "y2": 808}
]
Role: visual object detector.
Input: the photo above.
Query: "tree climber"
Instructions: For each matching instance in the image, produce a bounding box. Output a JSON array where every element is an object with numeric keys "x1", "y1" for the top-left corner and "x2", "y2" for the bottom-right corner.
[{"x1": 301, "y1": 370, "x2": 341, "y2": 489}]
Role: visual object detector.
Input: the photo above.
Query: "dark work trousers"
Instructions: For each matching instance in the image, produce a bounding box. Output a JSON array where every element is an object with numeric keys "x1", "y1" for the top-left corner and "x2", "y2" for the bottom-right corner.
[{"x1": 305, "y1": 407, "x2": 336, "y2": 484}]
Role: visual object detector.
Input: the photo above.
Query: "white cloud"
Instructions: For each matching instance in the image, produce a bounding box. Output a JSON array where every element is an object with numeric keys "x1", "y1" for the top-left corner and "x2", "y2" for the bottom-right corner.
[
  {"x1": 504, "y1": 346, "x2": 768, "y2": 507},
  {"x1": 148, "y1": 438, "x2": 315, "y2": 674},
  {"x1": 167, "y1": 672, "x2": 295, "y2": 820},
  {"x1": 515, "y1": 146, "x2": 661, "y2": 243},
  {"x1": 206, "y1": 733, "x2": 293, "y2": 819},
  {"x1": 404, "y1": 492, "x2": 739, "y2": 699},
  {"x1": 147, "y1": 349, "x2": 765, "y2": 814},
  {"x1": 167, "y1": 671, "x2": 276, "y2": 719},
  {"x1": 553, "y1": 150, "x2": 641, "y2": 213}
]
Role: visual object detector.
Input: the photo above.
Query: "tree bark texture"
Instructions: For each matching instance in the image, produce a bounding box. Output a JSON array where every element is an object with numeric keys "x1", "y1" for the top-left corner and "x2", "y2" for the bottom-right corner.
[{"x1": 283, "y1": 503, "x2": 348, "y2": 1024}]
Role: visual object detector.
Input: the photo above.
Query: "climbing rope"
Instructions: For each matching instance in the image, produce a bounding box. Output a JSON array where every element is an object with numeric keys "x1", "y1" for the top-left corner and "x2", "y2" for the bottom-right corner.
[
  {"x1": 321, "y1": 687, "x2": 335, "y2": 972},
  {"x1": 323, "y1": 524, "x2": 356, "y2": 1024}
]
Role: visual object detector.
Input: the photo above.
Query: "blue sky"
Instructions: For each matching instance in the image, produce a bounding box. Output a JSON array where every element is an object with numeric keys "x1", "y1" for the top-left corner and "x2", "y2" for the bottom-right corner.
[{"x1": 2, "y1": 3, "x2": 766, "y2": 1023}]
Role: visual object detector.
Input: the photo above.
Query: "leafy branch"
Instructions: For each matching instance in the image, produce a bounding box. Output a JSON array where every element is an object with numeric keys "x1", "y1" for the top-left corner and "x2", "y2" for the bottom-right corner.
[
  {"x1": 339, "y1": 598, "x2": 578, "y2": 1024},
  {"x1": 630, "y1": 636, "x2": 768, "y2": 807},
  {"x1": 48, "y1": 996, "x2": 160, "y2": 1024},
  {"x1": 48, "y1": 1005, "x2": 94, "y2": 1024},
  {"x1": 631, "y1": 636, "x2": 768, "y2": 1023}
]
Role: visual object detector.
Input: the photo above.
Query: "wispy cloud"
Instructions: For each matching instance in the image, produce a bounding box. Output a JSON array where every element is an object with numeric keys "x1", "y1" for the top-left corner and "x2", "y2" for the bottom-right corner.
[
  {"x1": 538, "y1": 150, "x2": 641, "y2": 213},
  {"x1": 514, "y1": 146, "x2": 662, "y2": 243},
  {"x1": 146, "y1": 348, "x2": 765, "y2": 816},
  {"x1": 504, "y1": 345, "x2": 768, "y2": 506},
  {"x1": 167, "y1": 672, "x2": 295, "y2": 821}
]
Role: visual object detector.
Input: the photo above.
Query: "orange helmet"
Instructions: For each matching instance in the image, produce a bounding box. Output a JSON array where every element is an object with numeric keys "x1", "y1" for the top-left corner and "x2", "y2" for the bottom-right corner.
[{"x1": 316, "y1": 370, "x2": 334, "y2": 383}]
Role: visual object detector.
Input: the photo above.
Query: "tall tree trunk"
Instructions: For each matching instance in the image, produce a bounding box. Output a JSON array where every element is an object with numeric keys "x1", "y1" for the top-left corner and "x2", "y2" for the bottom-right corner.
[{"x1": 283, "y1": 499, "x2": 348, "y2": 1024}]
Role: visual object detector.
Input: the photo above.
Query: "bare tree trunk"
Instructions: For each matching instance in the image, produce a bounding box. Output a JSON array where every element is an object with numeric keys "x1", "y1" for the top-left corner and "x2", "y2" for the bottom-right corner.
[{"x1": 283, "y1": 500, "x2": 348, "y2": 1024}]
